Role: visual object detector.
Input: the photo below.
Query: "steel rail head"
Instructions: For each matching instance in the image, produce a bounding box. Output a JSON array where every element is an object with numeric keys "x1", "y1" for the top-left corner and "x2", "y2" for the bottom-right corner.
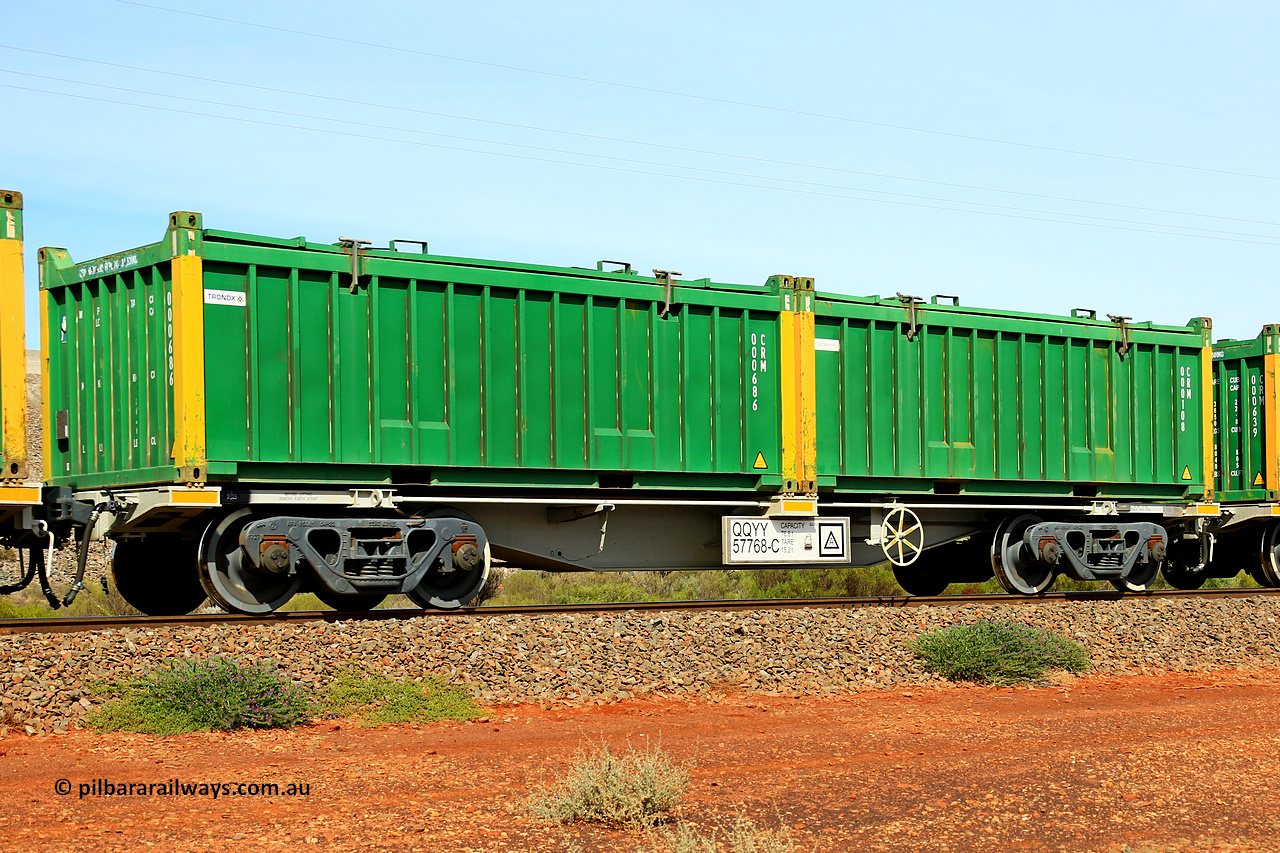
[{"x1": 3, "y1": 587, "x2": 1279, "y2": 635}]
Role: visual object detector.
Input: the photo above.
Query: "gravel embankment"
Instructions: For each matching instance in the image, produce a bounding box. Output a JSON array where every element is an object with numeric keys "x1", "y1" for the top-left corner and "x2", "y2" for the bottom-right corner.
[{"x1": 4, "y1": 597, "x2": 1280, "y2": 735}]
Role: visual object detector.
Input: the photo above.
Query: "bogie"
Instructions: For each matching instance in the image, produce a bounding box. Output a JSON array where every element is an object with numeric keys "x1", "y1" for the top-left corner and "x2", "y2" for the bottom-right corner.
[{"x1": 190, "y1": 508, "x2": 492, "y2": 614}]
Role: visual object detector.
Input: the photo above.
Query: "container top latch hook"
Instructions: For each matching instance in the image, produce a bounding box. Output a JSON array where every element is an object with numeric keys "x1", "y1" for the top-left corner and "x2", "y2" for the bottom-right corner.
[
  {"x1": 653, "y1": 269, "x2": 682, "y2": 318},
  {"x1": 1108, "y1": 314, "x2": 1132, "y2": 357},
  {"x1": 897, "y1": 293, "x2": 923, "y2": 341},
  {"x1": 339, "y1": 237, "x2": 371, "y2": 293}
]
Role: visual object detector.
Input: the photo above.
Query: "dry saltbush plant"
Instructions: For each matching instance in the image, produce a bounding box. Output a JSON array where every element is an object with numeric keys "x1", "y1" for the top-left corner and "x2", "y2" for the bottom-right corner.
[{"x1": 528, "y1": 739, "x2": 690, "y2": 829}]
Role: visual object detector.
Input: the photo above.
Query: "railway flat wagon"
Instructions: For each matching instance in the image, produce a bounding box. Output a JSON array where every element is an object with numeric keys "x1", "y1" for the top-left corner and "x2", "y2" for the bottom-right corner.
[
  {"x1": 802, "y1": 291, "x2": 1218, "y2": 595},
  {"x1": 31, "y1": 206, "x2": 1225, "y2": 614}
]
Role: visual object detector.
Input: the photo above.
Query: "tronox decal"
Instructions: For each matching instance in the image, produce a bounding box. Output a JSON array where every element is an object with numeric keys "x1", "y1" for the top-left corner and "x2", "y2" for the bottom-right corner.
[{"x1": 203, "y1": 289, "x2": 247, "y2": 307}]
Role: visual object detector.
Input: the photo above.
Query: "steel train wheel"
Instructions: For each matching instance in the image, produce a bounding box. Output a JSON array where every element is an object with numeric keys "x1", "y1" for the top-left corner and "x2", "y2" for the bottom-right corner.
[
  {"x1": 1111, "y1": 559, "x2": 1161, "y2": 593},
  {"x1": 891, "y1": 563, "x2": 949, "y2": 597},
  {"x1": 1158, "y1": 535, "x2": 1206, "y2": 589},
  {"x1": 991, "y1": 514, "x2": 1054, "y2": 596},
  {"x1": 406, "y1": 509, "x2": 491, "y2": 610},
  {"x1": 1161, "y1": 560, "x2": 1207, "y2": 590},
  {"x1": 110, "y1": 536, "x2": 208, "y2": 616},
  {"x1": 312, "y1": 588, "x2": 387, "y2": 612},
  {"x1": 1255, "y1": 522, "x2": 1280, "y2": 588},
  {"x1": 198, "y1": 509, "x2": 301, "y2": 614},
  {"x1": 891, "y1": 536, "x2": 993, "y2": 596},
  {"x1": 407, "y1": 540, "x2": 491, "y2": 610}
]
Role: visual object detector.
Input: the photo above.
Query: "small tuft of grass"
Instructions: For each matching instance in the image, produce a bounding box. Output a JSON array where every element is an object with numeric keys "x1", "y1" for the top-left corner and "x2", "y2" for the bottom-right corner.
[
  {"x1": 529, "y1": 740, "x2": 689, "y2": 829},
  {"x1": 320, "y1": 669, "x2": 484, "y2": 725},
  {"x1": 0, "y1": 572, "x2": 143, "y2": 619},
  {"x1": 912, "y1": 618, "x2": 1092, "y2": 685},
  {"x1": 84, "y1": 656, "x2": 313, "y2": 735},
  {"x1": 648, "y1": 814, "x2": 798, "y2": 853}
]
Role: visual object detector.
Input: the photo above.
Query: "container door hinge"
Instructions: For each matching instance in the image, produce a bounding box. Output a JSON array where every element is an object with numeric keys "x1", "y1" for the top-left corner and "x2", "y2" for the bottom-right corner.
[
  {"x1": 339, "y1": 237, "x2": 371, "y2": 293},
  {"x1": 653, "y1": 269, "x2": 682, "y2": 318},
  {"x1": 1108, "y1": 314, "x2": 1132, "y2": 357},
  {"x1": 897, "y1": 293, "x2": 923, "y2": 341}
]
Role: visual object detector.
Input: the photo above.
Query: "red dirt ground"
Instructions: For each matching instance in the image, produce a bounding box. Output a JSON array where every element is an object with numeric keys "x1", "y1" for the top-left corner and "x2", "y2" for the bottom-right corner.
[{"x1": 4, "y1": 670, "x2": 1280, "y2": 852}]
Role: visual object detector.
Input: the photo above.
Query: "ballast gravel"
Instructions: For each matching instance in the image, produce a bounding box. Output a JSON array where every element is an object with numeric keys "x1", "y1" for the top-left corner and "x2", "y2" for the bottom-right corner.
[{"x1": 4, "y1": 596, "x2": 1280, "y2": 735}]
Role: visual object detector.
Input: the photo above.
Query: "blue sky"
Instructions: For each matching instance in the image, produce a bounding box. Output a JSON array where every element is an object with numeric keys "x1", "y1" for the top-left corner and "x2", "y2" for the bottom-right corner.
[{"x1": 3, "y1": 0, "x2": 1277, "y2": 342}]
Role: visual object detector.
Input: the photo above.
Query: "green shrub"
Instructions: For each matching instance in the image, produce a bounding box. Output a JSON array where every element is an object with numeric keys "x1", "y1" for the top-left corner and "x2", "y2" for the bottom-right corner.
[
  {"x1": 490, "y1": 564, "x2": 909, "y2": 606},
  {"x1": 912, "y1": 618, "x2": 1091, "y2": 685},
  {"x1": 84, "y1": 657, "x2": 313, "y2": 735},
  {"x1": 739, "y1": 563, "x2": 902, "y2": 598},
  {"x1": 321, "y1": 669, "x2": 483, "y2": 725},
  {"x1": 529, "y1": 740, "x2": 689, "y2": 829},
  {"x1": 493, "y1": 570, "x2": 658, "y2": 606}
]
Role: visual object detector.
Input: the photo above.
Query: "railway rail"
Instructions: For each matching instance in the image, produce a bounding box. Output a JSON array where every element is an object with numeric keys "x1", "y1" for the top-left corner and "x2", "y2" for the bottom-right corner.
[{"x1": 3, "y1": 586, "x2": 1277, "y2": 636}]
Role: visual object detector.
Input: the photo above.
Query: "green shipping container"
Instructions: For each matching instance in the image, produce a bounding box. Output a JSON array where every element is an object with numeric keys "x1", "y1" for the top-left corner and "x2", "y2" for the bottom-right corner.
[
  {"x1": 810, "y1": 295, "x2": 1214, "y2": 501},
  {"x1": 39, "y1": 213, "x2": 794, "y2": 492},
  {"x1": 1212, "y1": 327, "x2": 1280, "y2": 503}
]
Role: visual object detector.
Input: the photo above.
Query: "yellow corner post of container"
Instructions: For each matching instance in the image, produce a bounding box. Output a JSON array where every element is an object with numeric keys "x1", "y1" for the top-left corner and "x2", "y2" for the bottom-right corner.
[
  {"x1": 0, "y1": 189, "x2": 26, "y2": 481},
  {"x1": 796, "y1": 280, "x2": 817, "y2": 492},
  {"x1": 170, "y1": 252, "x2": 207, "y2": 482},
  {"x1": 1200, "y1": 344, "x2": 1215, "y2": 500},
  {"x1": 778, "y1": 277, "x2": 817, "y2": 494}
]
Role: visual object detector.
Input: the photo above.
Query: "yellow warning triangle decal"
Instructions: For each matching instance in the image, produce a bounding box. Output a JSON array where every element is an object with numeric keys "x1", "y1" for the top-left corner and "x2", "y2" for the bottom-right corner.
[
  {"x1": 752, "y1": 452, "x2": 768, "y2": 470},
  {"x1": 1255, "y1": 472, "x2": 1265, "y2": 486},
  {"x1": 1181, "y1": 466, "x2": 1192, "y2": 481}
]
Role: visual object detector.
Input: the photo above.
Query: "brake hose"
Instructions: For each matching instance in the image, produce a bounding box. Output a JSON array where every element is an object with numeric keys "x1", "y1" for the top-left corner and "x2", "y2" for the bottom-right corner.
[
  {"x1": 61, "y1": 505, "x2": 101, "y2": 608},
  {"x1": 0, "y1": 545, "x2": 37, "y2": 594},
  {"x1": 36, "y1": 537, "x2": 60, "y2": 609}
]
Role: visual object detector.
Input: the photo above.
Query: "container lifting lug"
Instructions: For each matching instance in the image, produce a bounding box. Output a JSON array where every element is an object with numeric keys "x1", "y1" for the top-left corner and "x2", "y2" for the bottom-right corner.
[
  {"x1": 1107, "y1": 314, "x2": 1132, "y2": 357},
  {"x1": 597, "y1": 260, "x2": 633, "y2": 274},
  {"x1": 339, "y1": 237, "x2": 371, "y2": 293},
  {"x1": 654, "y1": 269, "x2": 682, "y2": 319},
  {"x1": 897, "y1": 293, "x2": 923, "y2": 341}
]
